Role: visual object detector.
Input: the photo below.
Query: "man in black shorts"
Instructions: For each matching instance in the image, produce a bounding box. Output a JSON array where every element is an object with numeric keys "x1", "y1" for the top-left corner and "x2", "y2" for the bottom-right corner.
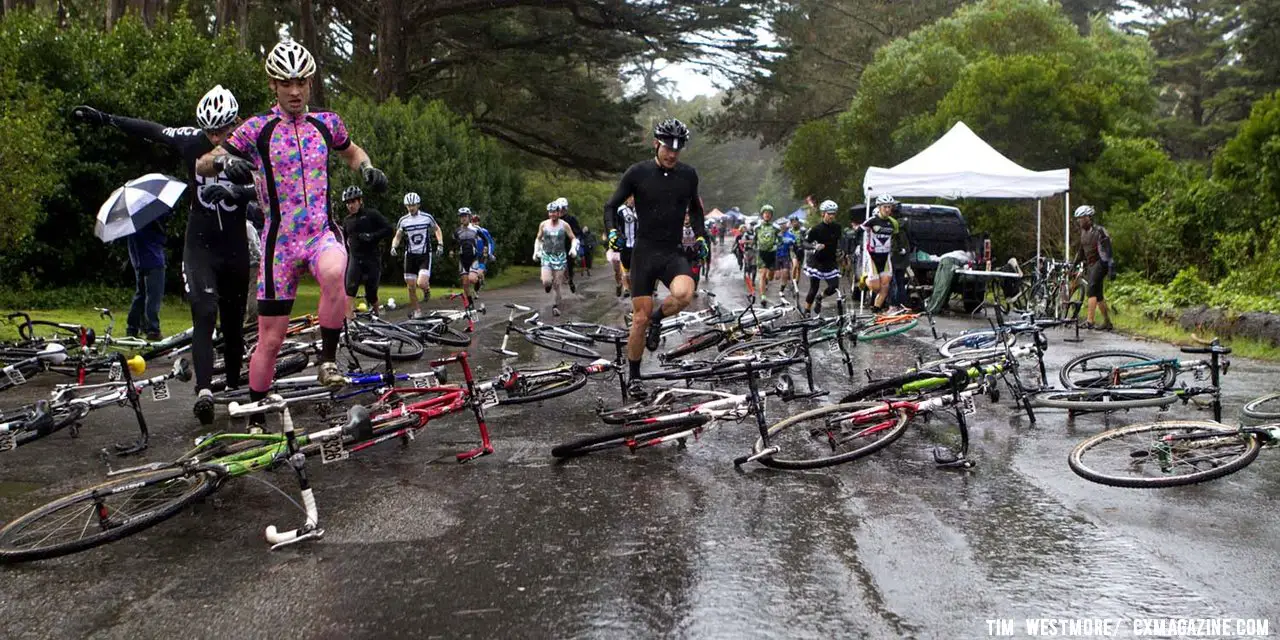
[
  {"x1": 341, "y1": 185, "x2": 393, "y2": 313},
  {"x1": 603, "y1": 118, "x2": 706, "y2": 398}
]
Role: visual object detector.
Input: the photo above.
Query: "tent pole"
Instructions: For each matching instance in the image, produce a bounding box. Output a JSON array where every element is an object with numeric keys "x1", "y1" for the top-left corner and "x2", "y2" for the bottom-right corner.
[
  {"x1": 1064, "y1": 192, "x2": 1071, "y2": 262},
  {"x1": 1036, "y1": 199, "x2": 1042, "y2": 262}
]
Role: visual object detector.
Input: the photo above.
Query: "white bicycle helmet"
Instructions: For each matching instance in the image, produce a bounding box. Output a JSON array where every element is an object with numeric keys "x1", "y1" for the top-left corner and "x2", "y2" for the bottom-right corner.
[
  {"x1": 196, "y1": 85, "x2": 238, "y2": 130},
  {"x1": 1073, "y1": 205, "x2": 1095, "y2": 218},
  {"x1": 342, "y1": 186, "x2": 363, "y2": 202},
  {"x1": 875, "y1": 194, "x2": 897, "y2": 206},
  {"x1": 555, "y1": 197, "x2": 569, "y2": 209},
  {"x1": 265, "y1": 40, "x2": 317, "y2": 80},
  {"x1": 403, "y1": 192, "x2": 421, "y2": 206},
  {"x1": 547, "y1": 201, "x2": 558, "y2": 212},
  {"x1": 458, "y1": 207, "x2": 472, "y2": 216},
  {"x1": 819, "y1": 199, "x2": 839, "y2": 213}
]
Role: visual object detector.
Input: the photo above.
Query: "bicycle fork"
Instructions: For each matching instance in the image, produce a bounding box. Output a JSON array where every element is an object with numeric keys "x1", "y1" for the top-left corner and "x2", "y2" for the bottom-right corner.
[{"x1": 267, "y1": 405, "x2": 324, "y2": 550}]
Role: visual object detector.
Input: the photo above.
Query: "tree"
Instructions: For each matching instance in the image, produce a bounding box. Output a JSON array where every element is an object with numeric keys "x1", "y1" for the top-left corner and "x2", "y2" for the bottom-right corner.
[
  {"x1": 703, "y1": 0, "x2": 965, "y2": 148},
  {"x1": 833, "y1": 0, "x2": 1156, "y2": 259},
  {"x1": 1123, "y1": 0, "x2": 1257, "y2": 160},
  {"x1": 781, "y1": 119, "x2": 849, "y2": 203}
]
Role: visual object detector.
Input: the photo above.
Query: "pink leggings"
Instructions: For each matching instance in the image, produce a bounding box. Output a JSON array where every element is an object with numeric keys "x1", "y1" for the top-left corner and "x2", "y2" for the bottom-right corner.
[{"x1": 248, "y1": 245, "x2": 347, "y2": 392}]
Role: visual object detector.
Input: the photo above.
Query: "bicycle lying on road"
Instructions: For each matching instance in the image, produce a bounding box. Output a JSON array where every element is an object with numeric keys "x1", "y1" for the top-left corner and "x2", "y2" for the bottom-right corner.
[{"x1": 0, "y1": 353, "x2": 495, "y2": 564}]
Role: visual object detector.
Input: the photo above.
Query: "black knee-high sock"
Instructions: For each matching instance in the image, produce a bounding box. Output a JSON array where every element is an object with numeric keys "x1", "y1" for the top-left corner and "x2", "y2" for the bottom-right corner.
[
  {"x1": 320, "y1": 326, "x2": 341, "y2": 362},
  {"x1": 805, "y1": 277, "x2": 821, "y2": 305}
]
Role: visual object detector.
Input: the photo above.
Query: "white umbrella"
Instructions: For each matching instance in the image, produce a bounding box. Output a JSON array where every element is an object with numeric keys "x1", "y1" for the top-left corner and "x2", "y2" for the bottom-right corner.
[{"x1": 94, "y1": 173, "x2": 187, "y2": 242}]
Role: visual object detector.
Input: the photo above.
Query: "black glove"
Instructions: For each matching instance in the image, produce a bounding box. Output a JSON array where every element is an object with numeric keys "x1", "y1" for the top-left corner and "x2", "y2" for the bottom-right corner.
[
  {"x1": 71, "y1": 105, "x2": 112, "y2": 127},
  {"x1": 216, "y1": 155, "x2": 255, "y2": 185},
  {"x1": 201, "y1": 184, "x2": 239, "y2": 206},
  {"x1": 362, "y1": 165, "x2": 388, "y2": 192}
]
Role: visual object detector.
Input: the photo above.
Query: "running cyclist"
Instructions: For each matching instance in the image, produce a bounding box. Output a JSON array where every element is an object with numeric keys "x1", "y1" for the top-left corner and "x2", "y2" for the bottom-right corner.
[
  {"x1": 602, "y1": 118, "x2": 706, "y2": 399},
  {"x1": 605, "y1": 198, "x2": 638, "y2": 297},
  {"x1": 802, "y1": 200, "x2": 842, "y2": 315},
  {"x1": 195, "y1": 40, "x2": 389, "y2": 424},
  {"x1": 341, "y1": 185, "x2": 393, "y2": 314},
  {"x1": 788, "y1": 217, "x2": 806, "y2": 286},
  {"x1": 680, "y1": 213, "x2": 709, "y2": 286},
  {"x1": 775, "y1": 220, "x2": 798, "y2": 299},
  {"x1": 390, "y1": 192, "x2": 443, "y2": 318},
  {"x1": 557, "y1": 197, "x2": 584, "y2": 293},
  {"x1": 468, "y1": 210, "x2": 495, "y2": 292},
  {"x1": 863, "y1": 194, "x2": 903, "y2": 312},
  {"x1": 754, "y1": 206, "x2": 779, "y2": 305},
  {"x1": 533, "y1": 201, "x2": 577, "y2": 316},
  {"x1": 74, "y1": 85, "x2": 253, "y2": 425},
  {"x1": 454, "y1": 207, "x2": 490, "y2": 311},
  {"x1": 740, "y1": 223, "x2": 758, "y2": 296}
]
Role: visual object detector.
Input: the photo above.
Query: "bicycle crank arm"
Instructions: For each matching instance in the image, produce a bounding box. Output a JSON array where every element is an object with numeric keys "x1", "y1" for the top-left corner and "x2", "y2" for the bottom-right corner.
[{"x1": 733, "y1": 446, "x2": 779, "y2": 467}]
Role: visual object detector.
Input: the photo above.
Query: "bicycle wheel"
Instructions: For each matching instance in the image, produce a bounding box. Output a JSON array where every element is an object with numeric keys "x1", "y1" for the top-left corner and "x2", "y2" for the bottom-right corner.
[
  {"x1": 1059, "y1": 350, "x2": 1174, "y2": 390},
  {"x1": 401, "y1": 320, "x2": 472, "y2": 347},
  {"x1": 938, "y1": 330, "x2": 1015, "y2": 357},
  {"x1": 0, "y1": 467, "x2": 221, "y2": 563},
  {"x1": 1242, "y1": 392, "x2": 1280, "y2": 424},
  {"x1": 525, "y1": 328, "x2": 600, "y2": 359},
  {"x1": 858, "y1": 317, "x2": 918, "y2": 341},
  {"x1": 500, "y1": 368, "x2": 588, "y2": 405},
  {"x1": 715, "y1": 337, "x2": 802, "y2": 363},
  {"x1": 1068, "y1": 420, "x2": 1261, "y2": 488},
  {"x1": 346, "y1": 325, "x2": 425, "y2": 361},
  {"x1": 1029, "y1": 388, "x2": 1180, "y2": 410},
  {"x1": 661, "y1": 329, "x2": 726, "y2": 361},
  {"x1": 551, "y1": 415, "x2": 709, "y2": 458},
  {"x1": 751, "y1": 402, "x2": 912, "y2": 470}
]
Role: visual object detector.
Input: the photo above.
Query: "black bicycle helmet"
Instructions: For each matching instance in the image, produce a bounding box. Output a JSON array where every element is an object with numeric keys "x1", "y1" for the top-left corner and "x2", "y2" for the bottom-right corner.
[
  {"x1": 654, "y1": 118, "x2": 691, "y2": 150},
  {"x1": 342, "y1": 185, "x2": 363, "y2": 202}
]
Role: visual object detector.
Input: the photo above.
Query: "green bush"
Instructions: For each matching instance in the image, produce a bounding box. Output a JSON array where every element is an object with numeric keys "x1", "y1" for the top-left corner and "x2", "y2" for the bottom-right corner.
[{"x1": 0, "y1": 11, "x2": 270, "y2": 291}]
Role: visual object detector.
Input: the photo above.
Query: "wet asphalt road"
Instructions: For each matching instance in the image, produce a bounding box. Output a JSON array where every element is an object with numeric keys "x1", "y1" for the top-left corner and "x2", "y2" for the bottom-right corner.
[{"x1": 2, "y1": 251, "x2": 1278, "y2": 639}]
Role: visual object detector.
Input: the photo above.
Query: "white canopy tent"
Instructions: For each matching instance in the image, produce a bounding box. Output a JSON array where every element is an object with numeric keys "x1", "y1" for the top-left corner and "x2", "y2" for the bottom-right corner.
[{"x1": 862, "y1": 121, "x2": 1072, "y2": 260}]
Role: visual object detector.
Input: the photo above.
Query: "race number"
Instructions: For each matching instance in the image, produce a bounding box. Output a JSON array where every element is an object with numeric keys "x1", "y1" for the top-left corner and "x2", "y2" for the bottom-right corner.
[
  {"x1": 320, "y1": 436, "x2": 348, "y2": 464},
  {"x1": 4, "y1": 365, "x2": 25, "y2": 387},
  {"x1": 960, "y1": 395, "x2": 977, "y2": 416},
  {"x1": 477, "y1": 384, "x2": 500, "y2": 409},
  {"x1": 0, "y1": 430, "x2": 15, "y2": 453},
  {"x1": 151, "y1": 379, "x2": 170, "y2": 401},
  {"x1": 108, "y1": 361, "x2": 122, "y2": 382}
]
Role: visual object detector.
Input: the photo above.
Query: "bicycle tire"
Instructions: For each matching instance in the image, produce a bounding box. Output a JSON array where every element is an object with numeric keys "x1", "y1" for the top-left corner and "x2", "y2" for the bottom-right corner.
[
  {"x1": 419, "y1": 324, "x2": 473, "y2": 347},
  {"x1": 11, "y1": 403, "x2": 92, "y2": 447},
  {"x1": 1242, "y1": 392, "x2": 1280, "y2": 423},
  {"x1": 1068, "y1": 420, "x2": 1261, "y2": 488},
  {"x1": 715, "y1": 337, "x2": 802, "y2": 363},
  {"x1": 661, "y1": 328, "x2": 726, "y2": 361},
  {"x1": 597, "y1": 393, "x2": 727, "y2": 424},
  {"x1": 938, "y1": 330, "x2": 1015, "y2": 358},
  {"x1": 1029, "y1": 388, "x2": 1180, "y2": 410},
  {"x1": 499, "y1": 368, "x2": 588, "y2": 405},
  {"x1": 0, "y1": 467, "x2": 222, "y2": 564},
  {"x1": 551, "y1": 414, "x2": 710, "y2": 458},
  {"x1": 858, "y1": 317, "x2": 918, "y2": 340},
  {"x1": 560, "y1": 323, "x2": 629, "y2": 344},
  {"x1": 525, "y1": 329, "x2": 601, "y2": 359},
  {"x1": 751, "y1": 402, "x2": 912, "y2": 470},
  {"x1": 1059, "y1": 350, "x2": 1175, "y2": 390},
  {"x1": 346, "y1": 325, "x2": 425, "y2": 361}
]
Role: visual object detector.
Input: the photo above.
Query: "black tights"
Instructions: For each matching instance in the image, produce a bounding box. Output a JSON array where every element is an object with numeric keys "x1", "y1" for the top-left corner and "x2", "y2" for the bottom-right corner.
[
  {"x1": 805, "y1": 276, "x2": 839, "y2": 305},
  {"x1": 188, "y1": 269, "x2": 249, "y2": 391}
]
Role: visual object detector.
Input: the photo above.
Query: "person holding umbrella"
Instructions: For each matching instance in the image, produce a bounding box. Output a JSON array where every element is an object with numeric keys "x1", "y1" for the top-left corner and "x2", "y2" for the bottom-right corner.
[
  {"x1": 195, "y1": 40, "x2": 389, "y2": 428},
  {"x1": 73, "y1": 84, "x2": 255, "y2": 426}
]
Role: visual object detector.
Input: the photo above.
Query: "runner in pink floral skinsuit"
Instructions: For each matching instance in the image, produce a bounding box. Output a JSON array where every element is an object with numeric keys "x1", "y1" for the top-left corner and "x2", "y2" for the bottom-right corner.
[{"x1": 197, "y1": 40, "x2": 388, "y2": 425}]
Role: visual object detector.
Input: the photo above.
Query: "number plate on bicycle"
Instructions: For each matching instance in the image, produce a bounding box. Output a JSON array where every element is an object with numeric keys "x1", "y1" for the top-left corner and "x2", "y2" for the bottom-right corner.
[
  {"x1": 108, "y1": 361, "x2": 122, "y2": 382},
  {"x1": 961, "y1": 395, "x2": 977, "y2": 416},
  {"x1": 4, "y1": 365, "x2": 25, "y2": 387},
  {"x1": 477, "y1": 385, "x2": 500, "y2": 409},
  {"x1": 320, "y1": 436, "x2": 348, "y2": 464},
  {"x1": 0, "y1": 430, "x2": 15, "y2": 452},
  {"x1": 151, "y1": 379, "x2": 170, "y2": 402}
]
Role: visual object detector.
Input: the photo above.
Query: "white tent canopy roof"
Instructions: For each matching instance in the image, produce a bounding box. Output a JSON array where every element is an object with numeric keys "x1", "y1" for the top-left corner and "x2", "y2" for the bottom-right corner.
[{"x1": 863, "y1": 121, "x2": 1069, "y2": 199}]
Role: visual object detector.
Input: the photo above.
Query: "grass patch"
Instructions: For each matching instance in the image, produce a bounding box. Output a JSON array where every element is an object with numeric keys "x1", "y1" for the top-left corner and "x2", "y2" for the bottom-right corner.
[
  {"x1": 0, "y1": 266, "x2": 539, "y2": 343},
  {"x1": 1111, "y1": 307, "x2": 1280, "y2": 362}
]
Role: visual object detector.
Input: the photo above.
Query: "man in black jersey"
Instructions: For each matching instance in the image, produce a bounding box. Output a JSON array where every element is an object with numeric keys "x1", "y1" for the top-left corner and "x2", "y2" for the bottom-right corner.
[
  {"x1": 603, "y1": 118, "x2": 706, "y2": 398},
  {"x1": 73, "y1": 85, "x2": 253, "y2": 427},
  {"x1": 340, "y1": 185, "x2": 393, "y2": 314}
]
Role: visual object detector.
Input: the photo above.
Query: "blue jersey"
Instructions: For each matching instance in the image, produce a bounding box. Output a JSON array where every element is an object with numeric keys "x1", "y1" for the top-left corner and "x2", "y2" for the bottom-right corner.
[
  {"x1": 776, "y1": 229, "x2": 797, "y2": 259},
  {"x1": 472, "y1": 224, "x2": 494, "y2": 259}
]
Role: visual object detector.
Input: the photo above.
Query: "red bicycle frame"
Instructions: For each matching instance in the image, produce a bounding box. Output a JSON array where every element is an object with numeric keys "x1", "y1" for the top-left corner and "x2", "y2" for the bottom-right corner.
[{"x1": 368, "y1": 351, "x2": 495, "y2": 462}]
